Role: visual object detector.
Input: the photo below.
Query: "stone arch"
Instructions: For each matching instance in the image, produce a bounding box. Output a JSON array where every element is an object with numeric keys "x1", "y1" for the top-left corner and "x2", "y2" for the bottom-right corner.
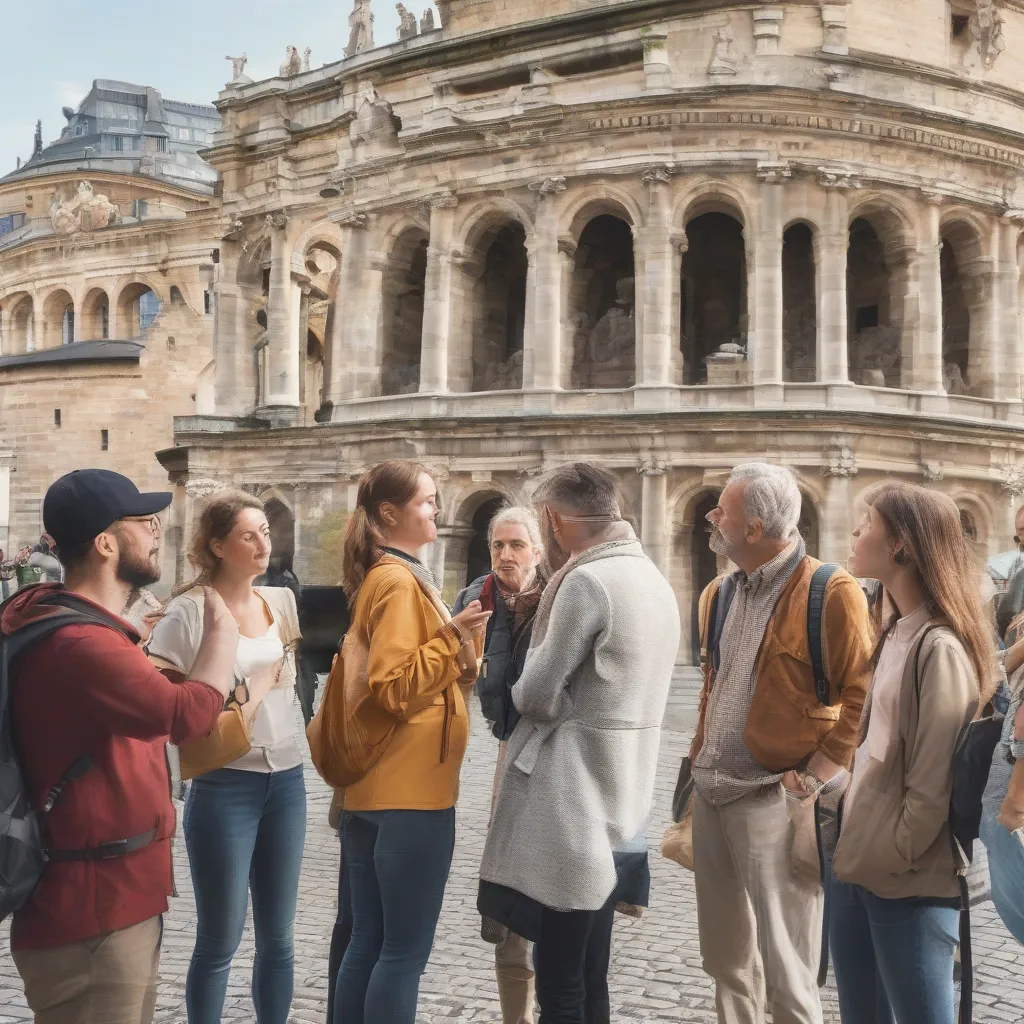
[
  {"x1": 797, "y1": 489, "x2": 821, "y2": 559},
  {"x1": 1, "y1": 292, "x2": 34, "y2": 354},
  {"x1": 675, "y1": 180, "x2": 753, "y2": 231},
  {"x1": 783, "y1": 222, "x2": 817, "y2": 382},
  {"x1": 116, "y1": 282, "x2": 163, "y2": 339},
  {"x1": 561, "y1": 187, "x2": 644, "y2": 240},
  {"x1": 939, "y1": 216, "x2": 986, "y2": 395},
  {"x1": 949, "y1": 489, "x2": 993, "y2": 549},
  {"x1": 257, "y1": 488, "x2": 297, "y2": 572},
  {"x1": 81, "y1": 287, "x2": 110, "y2": 340},
  {"x1": 293, "y1": 222, "x2": 346, "y2": 262},
  {"x1": 41, "y1": 289, "x2": 75, "y2": 347},
  {"x1": 567, "y1": 211, "x2": 637, "y2": 390},
  {"x1": 681, "y1": 201, "x2": 748, "y2": 384},
  {"x1": 453, "y1": 206, "x2": 530, "y2": 393},
  {"x1": 846, "y1": 198, "x2": 915, "y2": 389},
  {"x1": 380, "y1": 225, "x2": 429, "y2": 396},
  {"x1": 448, "y1": 486, "x2": 517, "y2": 589},
  {"x1": 671, "y1": 486, "x2": 723, "y2": 665},
  {"x1": 455, "y1": 198, "x2": 534, "y2": 253}
]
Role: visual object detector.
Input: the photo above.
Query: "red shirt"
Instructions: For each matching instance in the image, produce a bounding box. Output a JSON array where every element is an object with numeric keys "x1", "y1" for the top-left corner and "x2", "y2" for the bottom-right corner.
[{"x1": 6, "y1": 587, "x2": 223, "y2": 950}]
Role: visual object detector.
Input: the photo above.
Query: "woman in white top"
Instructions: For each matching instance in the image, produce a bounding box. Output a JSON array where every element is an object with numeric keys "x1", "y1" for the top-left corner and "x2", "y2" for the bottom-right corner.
[
  {"x1": 148, "y1": 490, "x2": 305, "y2": 1024},
  {"x1": 831, "y1": 482, "x2": 994, "y2": 1024}
]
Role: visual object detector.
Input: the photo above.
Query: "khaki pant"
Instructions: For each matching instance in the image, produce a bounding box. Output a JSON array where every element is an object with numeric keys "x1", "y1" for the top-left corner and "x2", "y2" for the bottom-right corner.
[
  {"x1": 14, "y1": 916, "x2": 162, "y2": 1024},
  {"x1": 495, "y1": 928, "x2": 535, "y2": 1024},
  {"x1": 693, "y1": 787, "x2": 823, "y2": 1024}
]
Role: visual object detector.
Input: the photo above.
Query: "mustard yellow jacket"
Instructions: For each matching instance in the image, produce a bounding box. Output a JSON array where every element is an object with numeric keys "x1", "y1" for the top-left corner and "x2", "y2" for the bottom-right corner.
[{"x1": 342, "y1": 556, "x2": 470, "y2": 811}]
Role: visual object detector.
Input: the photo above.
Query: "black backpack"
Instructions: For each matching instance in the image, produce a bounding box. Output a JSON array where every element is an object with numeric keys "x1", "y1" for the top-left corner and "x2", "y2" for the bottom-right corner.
[
  {"x1": 912, "y1": 626, "x2": 1002, "y2": 1024},
  {"x1": 0, "y1": 591, "x2": 134, "y2": 923}
]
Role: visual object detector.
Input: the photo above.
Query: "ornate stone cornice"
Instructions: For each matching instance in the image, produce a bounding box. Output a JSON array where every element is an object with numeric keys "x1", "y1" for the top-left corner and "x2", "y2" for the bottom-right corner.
[
  {"x1": 429, "y1": 189, "x2": 459, "y2": 210},
  {"x1": 756, "y1": 160, "x2": 792, "y2": 184},
  {"x1": 528, "y1": 176, "x2": 567, "y2": 197},
  {"x1": 921, "y1": 460, "x2": 945, "y2": 483},
  {"x1": 818, "y1": 165, "x2": 861, "y2": 189},
  {"x1": 1001, "y1": 464, "x2": 1024, "y2": 499},
  {"x1": 637, "y1": 455, "x2": 670, "y2": 477},
  {"x1": 337, "y1": 211, "x2": 369, "y2": 229},
  {"x1": 822, "y1": 438, "x2": 858, "y2": 478},
  {"x1": 671, "y1": 230, "x2": 689, "y2": 255},
  {"x1": 264, "y1": 211, "x2": 288, "y2": 232},
  {"x1": 641, "y1": 164, "x2": 674, "y2": 186}
]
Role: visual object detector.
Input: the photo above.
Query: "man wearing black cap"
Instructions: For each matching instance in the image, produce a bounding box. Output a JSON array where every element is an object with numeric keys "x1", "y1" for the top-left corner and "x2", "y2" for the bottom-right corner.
[{"x1": 2, "y1": 469, "x2": 240, "y2": 1024}]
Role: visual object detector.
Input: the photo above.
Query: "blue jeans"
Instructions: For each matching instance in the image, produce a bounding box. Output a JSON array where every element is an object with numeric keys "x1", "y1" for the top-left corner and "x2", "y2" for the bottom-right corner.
[
  {"x1": 183, "y1": 766, "x2": 307, "y2": 1024},
  {"x1": 334, "y1": 807, "x2": 456, "y2": 1024},
  {"x1": 830, "y1": 880, "x2": 959, "y2": 1024}
]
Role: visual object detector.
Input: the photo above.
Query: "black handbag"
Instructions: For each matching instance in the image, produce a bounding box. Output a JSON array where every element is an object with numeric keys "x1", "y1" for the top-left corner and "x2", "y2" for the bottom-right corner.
[{"x1": 672, "y1": 756, "x2": 694, "y2": 823}]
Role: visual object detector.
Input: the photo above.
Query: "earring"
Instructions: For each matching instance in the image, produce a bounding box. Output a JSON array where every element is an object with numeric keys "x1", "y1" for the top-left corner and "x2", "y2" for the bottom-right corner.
[{"x1": 894, "y1": 549, "x2": 908, "y2": 566}]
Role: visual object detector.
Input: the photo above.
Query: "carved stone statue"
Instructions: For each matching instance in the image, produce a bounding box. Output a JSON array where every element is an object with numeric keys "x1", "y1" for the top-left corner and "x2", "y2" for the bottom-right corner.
[
  {"x1": 708, "y1": 25, "x2": 738, "y2": 76},
  {"x1": 850, "y1": 325, "x2": 901, "y2": 387},
  {"x1": 50, "y1": 181, "x2": 119, "y2": 237},
  {"x1": 345, "y1": 0, "x2": 375, "y2": 57},
  {"x1": 420, "y1": 7, "x2": 435, "y2": 32},
  {"x1": 226, "y1": 53, "x2": 248, "y2": 80},
  {"x1": 396, "y1": 4, "x2": 418, "y2": 39},
  {"x1": 279, "y1": 45, "x2": 302, "y2": 77},
  {"x1": 966, "y1": 0, "x2": 1005, "y2": 70},
  {"x1": 944, "y1": 360, "x2": 970, "y2": 396},
  {"x1": 575, "y1": 278, "x2": 636, "y2": 388},
  {"x1": 302, "y1": 47, "x2": 312, "y2": 72}
]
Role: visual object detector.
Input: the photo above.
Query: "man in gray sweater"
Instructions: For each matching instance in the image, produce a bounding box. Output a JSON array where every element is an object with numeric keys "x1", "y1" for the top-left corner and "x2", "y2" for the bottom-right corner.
[{"x1": 479, "y1": 463, "x2": 680, "y2": 1024}]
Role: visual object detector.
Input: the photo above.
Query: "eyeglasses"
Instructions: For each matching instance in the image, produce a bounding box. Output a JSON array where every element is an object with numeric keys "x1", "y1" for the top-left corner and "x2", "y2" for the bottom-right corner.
[{"x1": 120, "y1": 515, "x2": 163, "y2": 534}]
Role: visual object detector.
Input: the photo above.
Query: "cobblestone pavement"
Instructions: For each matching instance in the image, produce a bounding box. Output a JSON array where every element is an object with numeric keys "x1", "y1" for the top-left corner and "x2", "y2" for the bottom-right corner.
[{"x1": 3, "y1": 670, "x2": 1024, "y2": 1023}]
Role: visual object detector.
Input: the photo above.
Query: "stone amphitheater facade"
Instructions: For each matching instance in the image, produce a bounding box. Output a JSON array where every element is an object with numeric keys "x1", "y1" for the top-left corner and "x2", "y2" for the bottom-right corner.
[{"x1": 7, "y1": 1, "x2": 1024, "y2": 660}]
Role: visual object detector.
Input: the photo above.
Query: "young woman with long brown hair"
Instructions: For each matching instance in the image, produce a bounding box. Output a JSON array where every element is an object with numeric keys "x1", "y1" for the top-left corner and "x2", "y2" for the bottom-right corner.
[
  {"x1": 327, "y1": 460, "x2": 490, "y2": 1024},
  {"x1": 831, "y1": 482, "x2": 997, "y2": 1024},
  {"x1": 147, "y1": 490, "x2": 305, "y2": 1024}
]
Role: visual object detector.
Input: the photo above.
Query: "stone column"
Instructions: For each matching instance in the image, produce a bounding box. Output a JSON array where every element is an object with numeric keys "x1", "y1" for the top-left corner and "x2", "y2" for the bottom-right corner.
[
  {"x1": 965, "y1": 240, "x2": 999, "y2": 400},
  {"x1": 420, "y1": 191, "x2": 459, "y2": 394},
  {"x1": 639, "y1": 459, "x2": 669, "y2": 576},
  {"x1": 820, "y1": 469, "x2": 855, "y2": 565},
  {"x1": 909, "y1": 201, "x2": 945, "y2": 393},
  {"x1": 525, "y1": 176, "x2": 567, "y2": 391},
  {"x1": 263, "y1": 213, "x2": 301, "y2": 416},
  {"x1": 752, "y1": 165, "x2": 788, "y2": 387},
  {"x1": 638, "y1": 166, "x2": 675, "y2": 388},
  {"x1": 30, "y1": 299, "x2": 42, "y2": 353},
  {"x1": 1000, "y1": 217, "x2": 1023, "y2": 403},
  {"x1": 817, "y1": 186, "x2": 849, "y2": 384},
  {"x1": 326, "y1": 215, "x2": 373, "y2": 406}
]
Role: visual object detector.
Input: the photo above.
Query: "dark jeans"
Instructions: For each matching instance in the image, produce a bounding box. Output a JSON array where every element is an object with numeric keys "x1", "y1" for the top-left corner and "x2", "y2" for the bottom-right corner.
[
  {"x1": 326, "y1": 842, "x2": 353, "y2": 1024},
  {"x1": 830, "y1": 879, "x2": 960, "y2": 1024},
  {"x1": 334, "y1": 807, "x2": 456, "y2": 1024},
  {"x1": 533, "y1": 898, "x2": 616, "y2": 1024},
  {"x1": 183, "y1": 766, "x2": 306, "y2": 1024}
]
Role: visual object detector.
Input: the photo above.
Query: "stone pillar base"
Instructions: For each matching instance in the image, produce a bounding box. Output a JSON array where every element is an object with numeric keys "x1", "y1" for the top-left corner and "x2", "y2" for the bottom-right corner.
[{"x1": 254, "y1": 404, "x2": 301, "y2": 428}]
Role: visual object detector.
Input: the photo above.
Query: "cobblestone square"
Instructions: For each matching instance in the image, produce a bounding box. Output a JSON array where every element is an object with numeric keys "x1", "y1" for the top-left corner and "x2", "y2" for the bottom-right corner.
[{"x1": 3, "y1": 672, "x2": 1023, "y2": 1023}]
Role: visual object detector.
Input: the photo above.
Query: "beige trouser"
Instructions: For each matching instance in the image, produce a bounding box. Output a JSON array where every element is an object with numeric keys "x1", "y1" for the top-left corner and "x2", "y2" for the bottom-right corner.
[
  {"x1": 693, "y1": 786, "x2": 823, "y2": 1024},
  {"x1": 14, "y1": 916, "x2": 162, "y2": 1024},
  {"x1": 495, "y1": 928, "x2": 536, "y2": 1024}
]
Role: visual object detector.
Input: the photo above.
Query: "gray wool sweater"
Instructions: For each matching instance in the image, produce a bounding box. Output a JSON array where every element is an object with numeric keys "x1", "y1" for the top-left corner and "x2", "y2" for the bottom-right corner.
[{"x1": 478, "y1": 538, "x2": 680, "y2": 911}]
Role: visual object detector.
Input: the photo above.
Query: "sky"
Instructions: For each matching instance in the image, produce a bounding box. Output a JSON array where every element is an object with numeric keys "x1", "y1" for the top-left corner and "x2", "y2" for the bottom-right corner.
[{"x1": 0, "y1": 0, "x2": 438, "y2": 176}]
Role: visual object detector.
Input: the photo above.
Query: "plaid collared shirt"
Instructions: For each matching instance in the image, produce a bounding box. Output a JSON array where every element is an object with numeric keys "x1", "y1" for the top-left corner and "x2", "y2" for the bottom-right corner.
[{"x1": 692, "y1": 537, "x2": 806, "y2": 807}]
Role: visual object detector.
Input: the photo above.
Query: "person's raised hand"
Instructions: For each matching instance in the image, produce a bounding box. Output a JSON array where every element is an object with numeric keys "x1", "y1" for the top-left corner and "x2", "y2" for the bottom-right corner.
[
  {"x1": 451, "y1": 600, "x2": 491, "y2": 644},
  {"x1": 202, "y1": 587, "x2": 239, "y2": 645}
]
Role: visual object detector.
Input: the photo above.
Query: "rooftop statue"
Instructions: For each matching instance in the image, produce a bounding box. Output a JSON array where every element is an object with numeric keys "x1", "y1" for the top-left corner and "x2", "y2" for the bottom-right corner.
[
  {"x1": 397, "y1": 4, "x2": 418, "y2": 39},
  {"x1": 279, "y1": 45, "x2": 302, "y2": 77},
  {"x1": 226, "y1": 53, "x2": 248, "y2": 80},
  {"x1": 345, "y1": 0, "x2": 375, "y2": 57}
]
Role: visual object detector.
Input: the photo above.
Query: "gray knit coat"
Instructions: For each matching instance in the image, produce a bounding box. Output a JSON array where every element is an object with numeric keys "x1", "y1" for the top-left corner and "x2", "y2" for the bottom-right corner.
[{"x1": 478, "y1": 537, "x2": 680, "y2": 911}]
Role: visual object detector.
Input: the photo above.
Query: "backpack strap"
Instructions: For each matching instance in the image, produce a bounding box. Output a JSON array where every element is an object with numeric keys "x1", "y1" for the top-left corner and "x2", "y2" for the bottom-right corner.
[
  {"x1": 808, "y1": 564, "x2": 842, "y2": 706},
  {"x1": 711, "y1": 575, "x2": 737, "y2": 675}
]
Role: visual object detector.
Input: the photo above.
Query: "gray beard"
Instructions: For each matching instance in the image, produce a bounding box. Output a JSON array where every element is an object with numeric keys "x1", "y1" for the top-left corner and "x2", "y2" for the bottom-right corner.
[{"x1": 708, "y1": 527, "x2": 740, "y2": 561}]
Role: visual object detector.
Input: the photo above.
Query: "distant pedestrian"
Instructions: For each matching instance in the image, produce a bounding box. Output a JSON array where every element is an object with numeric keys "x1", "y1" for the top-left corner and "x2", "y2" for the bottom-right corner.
[
  {"x1": 454, "y1": 505, "x2": 545, "y2": 1024},
  {"x1": 147, "y1": 490, "x2": 305, "y2": 1024},
  {"x1": 6, "y1": 469, "x2": 237, "y2": 1024},
  {"x1": 690, "y1": 462, "x2": 873, "y2": 1024},
  {"x1": 832, "y1": 482, "x2": 996, "y2": 1023},
  {"x1": 319, "y1": 460, "x2": 490, "y2": 1024},
  {"x1": 26, "y1": 533, "x2": 64, "y2": 583},
  {"x1": 479, "y1": 463, "x2": 679, "y2": 1024}
]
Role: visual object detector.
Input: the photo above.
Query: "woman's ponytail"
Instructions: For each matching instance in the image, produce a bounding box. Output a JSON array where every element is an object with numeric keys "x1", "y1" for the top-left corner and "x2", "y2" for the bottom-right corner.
[{"x1": 341, "y1": 460, "x2": 429, "y2": 600}]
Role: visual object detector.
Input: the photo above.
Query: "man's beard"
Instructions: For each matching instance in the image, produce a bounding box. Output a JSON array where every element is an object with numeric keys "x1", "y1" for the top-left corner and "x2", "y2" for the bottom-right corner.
[
  {"x1": 116, "y1": 530, "x2": 162, "y2": 588},
  {"x1": 708, "y1": 525, "x2": 742, "y2": 560}
]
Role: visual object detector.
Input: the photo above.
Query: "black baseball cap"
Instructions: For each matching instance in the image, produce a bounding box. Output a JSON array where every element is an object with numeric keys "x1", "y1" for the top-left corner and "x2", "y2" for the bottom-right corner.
[{"x1": 43, "y1": 470, "x2": 172, "y2": 550}]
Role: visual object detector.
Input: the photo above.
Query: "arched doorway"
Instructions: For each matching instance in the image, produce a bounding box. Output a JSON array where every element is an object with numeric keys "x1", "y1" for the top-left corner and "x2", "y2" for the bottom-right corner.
[
  {"x1": 798, "y1": 496, "x2": 820, "y2": 559},
  {"x1": 690, "y1": 491, "x2": 720, "y2": 664},
  {"x1": 568, "y1": 214, "x2": 636, "y2": 389},
  {"x1": 783, "y1": 223, "x2": 816, "y2": 382},
  {"x1": 940, "y1": 221, "x2": 984, "y2": 395},
  {"x1": 381, "y1": 227, "x2": 428, "y2": 396},
  {"x1": 465, "y1": 496, "x2": 505, "y2": 587},
  {"x1": 264, "y1": 497, "x2": 296, "y2": 573},
  {"x1": 847, "y1": 216, "x2": 903, "y2": 387},
  {"x1": 681, "y1": 212, "x2": 747, "y2": 384},
  {"x1": 118, "y1": 283, "x2": 161, "y2": 338}
]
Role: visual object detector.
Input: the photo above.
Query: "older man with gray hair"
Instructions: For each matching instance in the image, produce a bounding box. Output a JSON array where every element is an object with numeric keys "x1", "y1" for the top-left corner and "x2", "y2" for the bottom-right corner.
[
  {"x1": 690, "y1": 462, "x2": 873, "y2": 1024},
  {"x1": 479, "y1": 463, "x2": 680, "y2": 1024}
]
